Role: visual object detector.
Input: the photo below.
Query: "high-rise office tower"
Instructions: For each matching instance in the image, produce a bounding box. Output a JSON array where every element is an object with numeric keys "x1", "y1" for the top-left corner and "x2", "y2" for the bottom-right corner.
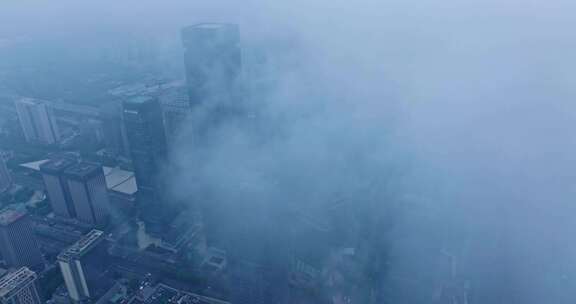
[
  {"x1": 64, "y1": 163, "x2": 110, "y2": 226},
  {"x1": 0, "y1": 208, "x2": 43, "y2": 269},
  {"x1": 14, "y1": 98, "x2": 60, "y2": 145},
  {"x1": 99, "y1": 103, "x2": 130, "y2": 157},
  {"x1": 181, "y1": 23, "x2": 242, "y2": 108},
  {"x1": 122, "y1": 96, "x2": 169, "y2": 235},
  {"x1": 160, "y1": 88, "x2": 191, "y2": 151},
  {"x1": 58, "y1": 230, "x2": 111, "y2": 303},
  {"x1": 0, "y1": 155, "x2": 11, "y2": 193},
  {"x1": 40, "y1": 158, "x2": 77, "y2": 219},
  {"x1": 0, "y1": 267, "x2": 42, "y2": 304},
  {"x1": 180, "y1": 23, "x2": 243, "y2": 247}
]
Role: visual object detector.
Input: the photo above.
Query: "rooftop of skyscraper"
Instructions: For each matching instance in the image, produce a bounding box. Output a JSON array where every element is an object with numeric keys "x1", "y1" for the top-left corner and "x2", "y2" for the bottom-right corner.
[
  {"x1": 57, "y1": 229, "x2": 104, "y2": 262},
  {"x1": 123, "y1": 96, "x2": 159, "y2": 114},
  {"x1": 191, "y1": 23, "x2": 234, "y2": 30},
  {"x1": 0, "y1": 267, "x2": 37, "y2": 299},
  {"x1": 124, "y1": 95, "x2": 155, "y2": 105},
  {"x1": 181, "y1": 23, "x2": 239, "y2": 48},
  {"x1": 39, "y1": 158, "x2": 77, "y2": 174},
  {"x1": 64, "y1": 162, "x2": 102, "y2": 181}
]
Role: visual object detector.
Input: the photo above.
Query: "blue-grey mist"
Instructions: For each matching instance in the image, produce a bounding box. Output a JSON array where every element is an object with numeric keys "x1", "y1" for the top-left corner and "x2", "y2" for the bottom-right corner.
[{"x1": 2, "y1": 0, "x2": 576, "y2": 303}]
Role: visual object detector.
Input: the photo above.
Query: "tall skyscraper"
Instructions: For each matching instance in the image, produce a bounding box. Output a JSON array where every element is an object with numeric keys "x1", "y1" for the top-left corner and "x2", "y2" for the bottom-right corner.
[
  {"x1": 0, "y1": 208, "x2": 43, "y2": 269},
  {"x1": 0, "y1": 155, "x2": 11, "y2": 193},
  {"x1": 40, "y1": 158, "x2": 77, "y2": 219},
  {"x1": 58, "y1": 230, "x2": 111, "y2": 303},
  {"x1": 99, "y1": 103, "x2": 130, "y2": 157},
  {"x1": 64, "y1": 163, "x2": 110, "y2": 226},
  {"x1": 14, "y1": 98, "x2": 60, "y2": 145},
  {"x1": 160, "y1": 87, "x2": 191, "y2": 151},
  {"x1": 180, "y1": 23, "x2": 244, "y2": 247},
  {"x1": 181, "y1": 23, "x2": 242, "y2": 108},
  {"x1": 0, "y1": 267, "x2": 42, "y2": 304},
  {"x1": 122, "y1": 96, "x2": 169, "y2": 235}
]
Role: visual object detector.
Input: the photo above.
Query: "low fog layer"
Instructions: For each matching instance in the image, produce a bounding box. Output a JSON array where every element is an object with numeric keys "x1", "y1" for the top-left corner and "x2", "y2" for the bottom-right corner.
[{"x1": 3, "y1": 0, "x2": 576, "y2": 303}]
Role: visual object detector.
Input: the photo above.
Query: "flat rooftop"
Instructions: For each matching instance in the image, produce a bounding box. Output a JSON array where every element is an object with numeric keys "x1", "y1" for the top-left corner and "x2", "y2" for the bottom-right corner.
[
  {"x1": 0, "y1": 208, "x2": 26, "y2": 226},
  {"x1": 103, "y1": 167, "x2": 137, "y2": 195},
  {"x1": 0, "y1": 267, "x2": 37, "y2": 298},
  {"x1": 181, "y1": 23, "x2": 239, "y2": 47},
  {"x1": 58, "y1": 230, "x2": 104, "y2": 262},
  {"x1": 64, "y1": 163, "x2": 102, "y2": 180},
  {"x1": 194, "y1": 23, "x2": 233, "y2": 29},
  {"x1": 123, "y1": 96, "x2": 160, "y2": 115},
  {"x1": 21, "y1": 160, "x2": 138, "y2": 196},
  {"x1": 39, "y1": 158, "x2": 76, "y2": 174},
  {"x1": 124, "y1": 96, "x2": 155, "y2": 106}
]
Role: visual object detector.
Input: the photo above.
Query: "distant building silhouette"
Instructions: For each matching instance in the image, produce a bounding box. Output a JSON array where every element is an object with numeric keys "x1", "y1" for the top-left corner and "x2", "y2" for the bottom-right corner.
[
  {"x1": 14, "y1": 98, "x2": 60, "y2": 145},
  {"x1": 0, "y1": 267, "x2": 42, "y2": 304},
  {"x1": 180, "y1": 23, "x2": 245, "y2": 248},
  {"x1": 180, "y1": 23, "x2": 291, "y2": 304},
  {"x1": 0, "y1": 208, "x2": 43, "y2": 270},
  {"x1": 181, "y1": 23, "x2": 242, "y2": 108},
  {"x1": 99, "y1": 103, "x2": 130, "y2": 157}
]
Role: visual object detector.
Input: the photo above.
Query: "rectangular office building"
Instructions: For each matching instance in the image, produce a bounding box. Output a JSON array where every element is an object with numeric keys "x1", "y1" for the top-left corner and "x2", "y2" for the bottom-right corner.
[
  {"x1": 58, "y1": 230, "x2": 112, "y2": 303},
  {"x1": 0, "y1": 208, "x2": 44, "y2": 270},
  {"x1": 40, "y1": 158, "x2": 77, "y2": 219},
  {"x1": 0, "y1": 267, "x2": 42, "y2": 304},
  {"x1": 181, "y1": 23, "x2": 242, "y2": 108},
  {"x1": 14, "y1": 98, "x2": 60, "y2": 145},
  {"x1": 64, "y1": 163, "x2": 110, "y2": 226}
]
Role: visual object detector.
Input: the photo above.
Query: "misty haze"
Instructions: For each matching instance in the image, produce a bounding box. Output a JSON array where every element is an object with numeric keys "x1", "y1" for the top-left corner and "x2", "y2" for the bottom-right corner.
[{"x1": 0, "y1": 0, "x2": 575, "y2": 303}]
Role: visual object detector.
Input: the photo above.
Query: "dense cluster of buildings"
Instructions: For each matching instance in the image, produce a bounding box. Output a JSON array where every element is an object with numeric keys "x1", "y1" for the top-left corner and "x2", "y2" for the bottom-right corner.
[{"x1": 0, "y1": 23, "x2": 378, "y2": 304}]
